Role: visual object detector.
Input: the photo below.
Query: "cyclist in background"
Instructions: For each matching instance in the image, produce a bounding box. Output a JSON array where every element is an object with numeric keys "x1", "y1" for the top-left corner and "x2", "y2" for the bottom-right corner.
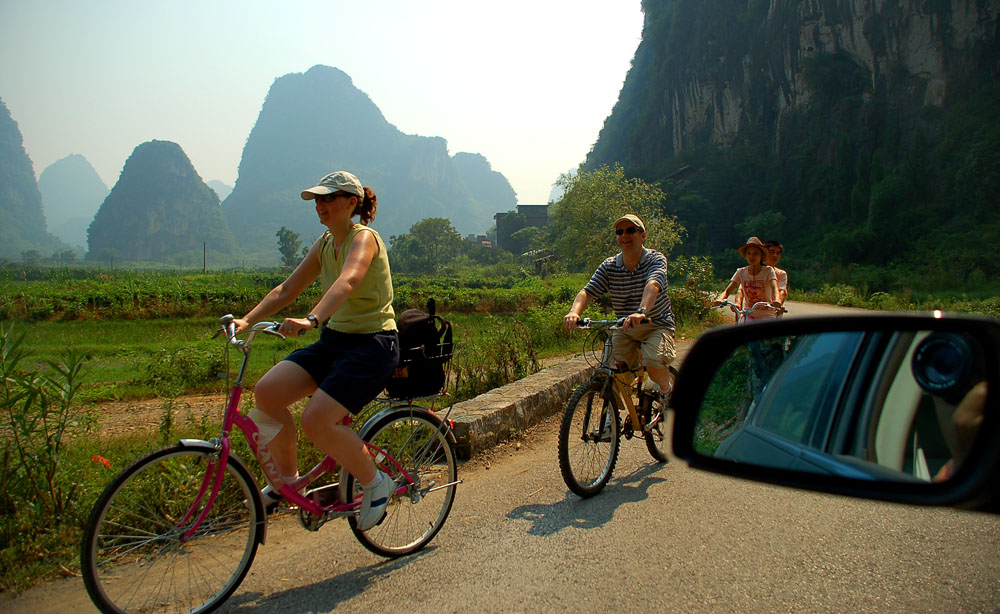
[
  {"x1": 562, "y1": 214, "x2": 677, "y2": 395},
  {"x1": 233, "y1": 170, "x2": 398, "y2": 531},
  {"x1": 765, "y1": 240, "x2": 788, "y2": 308},
  {"x1": 712, "y1": 236, "x2": 782, "y2": 322}
]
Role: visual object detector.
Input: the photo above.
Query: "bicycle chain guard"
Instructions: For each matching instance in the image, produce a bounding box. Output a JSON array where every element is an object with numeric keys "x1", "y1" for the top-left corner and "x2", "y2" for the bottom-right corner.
[{"x1": 297, "y1": 483, "x2": 340, "y2": 532}]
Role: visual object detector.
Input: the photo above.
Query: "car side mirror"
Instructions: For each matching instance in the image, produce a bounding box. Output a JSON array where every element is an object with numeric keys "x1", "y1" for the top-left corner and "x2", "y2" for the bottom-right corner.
[{"x1": 670, "y1": 314, "x2": 1000, "y2": 513}]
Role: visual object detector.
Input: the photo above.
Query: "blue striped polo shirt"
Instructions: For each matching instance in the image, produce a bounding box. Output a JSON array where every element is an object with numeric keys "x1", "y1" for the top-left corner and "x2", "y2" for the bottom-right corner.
[{"x1": 583, "y1": 248, "x2": 675, "y2": 330}]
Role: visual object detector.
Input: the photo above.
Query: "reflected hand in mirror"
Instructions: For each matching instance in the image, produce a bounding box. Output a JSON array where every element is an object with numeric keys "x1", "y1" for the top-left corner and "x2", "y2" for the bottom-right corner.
[{"x1": 692, "y1": 329, "x2": 988, "y2": 484}]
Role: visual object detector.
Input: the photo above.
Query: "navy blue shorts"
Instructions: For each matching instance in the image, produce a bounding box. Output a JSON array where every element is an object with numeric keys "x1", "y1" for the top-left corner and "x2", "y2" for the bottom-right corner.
[{"x1": 284, "y1": 328, "x2": 399, "y2": 414}]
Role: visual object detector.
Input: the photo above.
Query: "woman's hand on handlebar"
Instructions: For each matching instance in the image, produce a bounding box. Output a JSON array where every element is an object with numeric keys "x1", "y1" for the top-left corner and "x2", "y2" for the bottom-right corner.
[
  {"x1": 279, "y1": 317, "x2": 312, "y2": 337},
  {"x1": 232, "y1": 317, "x2": 251, "y2": 335}
]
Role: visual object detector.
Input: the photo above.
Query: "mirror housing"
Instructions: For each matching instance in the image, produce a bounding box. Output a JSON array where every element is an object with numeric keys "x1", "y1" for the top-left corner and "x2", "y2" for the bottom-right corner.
[{"x1": 671, "y1": 314, "x2": 1000, "y2": 513}]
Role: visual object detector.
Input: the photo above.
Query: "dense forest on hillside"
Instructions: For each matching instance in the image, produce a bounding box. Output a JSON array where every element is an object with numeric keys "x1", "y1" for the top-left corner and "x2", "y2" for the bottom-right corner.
[
  {"x1": 585, "y1": 0, "x2": 999, "y2": 293},
  {"x1": 0, "y1": 99, "x2": 64, "y2": 259},
  {"x1": 87, "y1": 140, "x2": 238, "y2": 264}
]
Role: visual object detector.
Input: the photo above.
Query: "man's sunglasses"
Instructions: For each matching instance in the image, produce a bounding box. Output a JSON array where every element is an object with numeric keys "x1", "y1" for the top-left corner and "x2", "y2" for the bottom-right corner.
[{"x1": 615, "y1": 227, "x2": 640, "y2": 236}]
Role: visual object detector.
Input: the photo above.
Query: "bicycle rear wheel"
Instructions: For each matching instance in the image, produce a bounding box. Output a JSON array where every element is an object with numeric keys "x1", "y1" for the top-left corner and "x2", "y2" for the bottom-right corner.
[
  {"x1": 558, "y1": 378, "x2": 620, "y2": 497},
  {"x1": 81, "y1": 444, "x2": 263, "y2": 614},
  {"x1": 347, "y1": 407, "x2": 458, "y2": 557}
]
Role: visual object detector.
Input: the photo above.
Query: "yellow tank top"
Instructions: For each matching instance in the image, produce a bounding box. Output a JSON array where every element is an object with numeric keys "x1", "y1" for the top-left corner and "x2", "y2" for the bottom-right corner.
[{"x1": 318, "y1": 224, "x2": 396, "y2": 333}]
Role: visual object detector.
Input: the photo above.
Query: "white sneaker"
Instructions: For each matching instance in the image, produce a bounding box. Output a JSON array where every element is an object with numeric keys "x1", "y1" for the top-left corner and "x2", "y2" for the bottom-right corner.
[
  {"x1": 357, "y1": 470, "x2": 394, "y2": 531},
  {"x1": 260, "y1": 485, "x2": 284, "y2": 515},
  {"x1": 589, "y1": 413, "x2": 613, "y2": 442}
]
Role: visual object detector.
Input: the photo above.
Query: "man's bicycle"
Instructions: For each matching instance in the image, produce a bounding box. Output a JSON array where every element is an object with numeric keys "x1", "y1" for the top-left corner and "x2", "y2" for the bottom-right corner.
[
  {"x1": 80, "y1": 315, "x2": 460, "y2": 614},
  {"x1": 557, "y1": 318, "x2": 677, "y2": 497}
]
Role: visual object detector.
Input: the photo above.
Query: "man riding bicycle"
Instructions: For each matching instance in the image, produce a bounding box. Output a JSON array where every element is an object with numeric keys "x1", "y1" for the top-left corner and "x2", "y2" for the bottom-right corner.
[{"x1": 562, "y1": 214, "x2": 677, "y2": 396}]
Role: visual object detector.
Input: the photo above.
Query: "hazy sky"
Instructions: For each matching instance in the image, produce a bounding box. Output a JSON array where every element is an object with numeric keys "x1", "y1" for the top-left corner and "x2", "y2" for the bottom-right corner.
[{"x1": 0, "y1": 1, "x2": 644, "y2": 204}]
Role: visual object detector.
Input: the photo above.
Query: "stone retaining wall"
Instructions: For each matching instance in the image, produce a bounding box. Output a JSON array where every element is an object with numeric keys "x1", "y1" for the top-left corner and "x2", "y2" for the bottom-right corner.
[
  {"x1": 446, "y1": 337, "x2": 692, "y2": 459},
  {"x1": 448, "y1": 356, "x2": 593, "y2": 458}
]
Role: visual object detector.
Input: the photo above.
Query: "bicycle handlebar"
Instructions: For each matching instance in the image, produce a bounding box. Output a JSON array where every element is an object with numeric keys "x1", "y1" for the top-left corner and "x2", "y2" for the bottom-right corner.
[
  {"x1": 712, "y1": 300, "x2": 787, "y2": 315},
  {"x1": 574, "y1": 316, "x2": 650, "y2": 329},
  {"x1": 215, "y1": 314, "x2": 284, "y2": 346}
]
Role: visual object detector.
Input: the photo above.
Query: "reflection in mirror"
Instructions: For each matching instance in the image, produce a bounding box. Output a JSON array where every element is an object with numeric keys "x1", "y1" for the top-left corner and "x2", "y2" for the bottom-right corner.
[{"x1": 694, "y1": 330, "x2": 987, "y2": 484}]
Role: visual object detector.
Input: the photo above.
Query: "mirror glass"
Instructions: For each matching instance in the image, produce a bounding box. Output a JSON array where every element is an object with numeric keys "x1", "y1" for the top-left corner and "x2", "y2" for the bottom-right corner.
[{"x1": 693, "y1": 329, "x2": 988, "y2": 483}]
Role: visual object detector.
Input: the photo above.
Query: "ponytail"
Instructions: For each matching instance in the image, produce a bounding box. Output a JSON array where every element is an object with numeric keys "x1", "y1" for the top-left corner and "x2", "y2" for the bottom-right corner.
[{"x1": 354, "y1": 186, "x2": 378, "y2": 225}]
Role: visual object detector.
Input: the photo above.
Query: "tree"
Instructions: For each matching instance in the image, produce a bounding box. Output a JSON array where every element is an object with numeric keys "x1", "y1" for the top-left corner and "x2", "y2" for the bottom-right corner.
[
  {"x1": 548, "y1": 165, "x2": 685, "y2": 272},
  {"x1": 388, "y1": 218, "x2": 463, "y2": 274},
  {"x1": 276, "y1": 226, "x2": 302, "y2": 268}
]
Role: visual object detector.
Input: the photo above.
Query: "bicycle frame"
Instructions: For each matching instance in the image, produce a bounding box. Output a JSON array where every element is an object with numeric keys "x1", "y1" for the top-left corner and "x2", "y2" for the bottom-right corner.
[
  {"x1": 586, "y1": 320, "x2": 659, "y2": 436},
  {"x1": 177, "y1": 319, "x2": 438, "y2": 540}
]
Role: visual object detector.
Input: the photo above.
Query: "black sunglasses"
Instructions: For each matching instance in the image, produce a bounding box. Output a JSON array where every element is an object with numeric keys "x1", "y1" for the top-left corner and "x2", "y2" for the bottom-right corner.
[
  {"x1": 316, "y1": 192, "x2": 354, "y2": 203},
  {"x1": 615, "y1": 227, "x2": 640, "y2": 236}
]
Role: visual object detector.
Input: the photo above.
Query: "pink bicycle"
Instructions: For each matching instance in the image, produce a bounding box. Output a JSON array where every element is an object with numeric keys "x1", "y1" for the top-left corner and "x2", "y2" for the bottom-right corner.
[{"x1": 80, "y1": 315, "x2": 459, "y2": 614}]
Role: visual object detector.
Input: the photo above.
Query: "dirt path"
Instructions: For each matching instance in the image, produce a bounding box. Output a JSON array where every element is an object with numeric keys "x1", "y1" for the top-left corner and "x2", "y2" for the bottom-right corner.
[
  {"x1": 80, "y1": 352, "x2": 581, "y2": 440},
  {"x1": 79, "y1": 392, "x2": 230, "y2": 439}
]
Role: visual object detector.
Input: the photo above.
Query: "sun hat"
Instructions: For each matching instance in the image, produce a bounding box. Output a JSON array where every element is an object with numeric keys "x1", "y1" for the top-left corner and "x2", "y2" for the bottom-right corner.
[
  {"x1": 300, "y1": 170, "x2": 364, "y2": 200},
  {"x1": 737, "y1": 236, "x2": 768, "y2": 259},
  {"x1": 613, "y1": 214, "x2": 646, "y2": 232}
]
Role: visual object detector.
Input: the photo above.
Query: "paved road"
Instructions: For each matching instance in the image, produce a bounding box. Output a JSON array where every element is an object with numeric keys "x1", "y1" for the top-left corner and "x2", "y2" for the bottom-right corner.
[
  {"x1": 7, "y1": 300, "x2": 997, "y2": 613},
  {"x1": 7, "y1": 413, "x2": 998, "y2": 613}
]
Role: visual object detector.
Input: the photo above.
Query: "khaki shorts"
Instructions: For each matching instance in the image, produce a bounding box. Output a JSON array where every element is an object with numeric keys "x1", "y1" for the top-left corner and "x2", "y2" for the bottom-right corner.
[{"x1": 611, "y1": 324, "x2": 676, "y2": 370}]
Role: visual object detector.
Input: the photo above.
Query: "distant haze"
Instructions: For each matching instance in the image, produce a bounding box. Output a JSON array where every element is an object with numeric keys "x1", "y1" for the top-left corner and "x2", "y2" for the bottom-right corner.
[
  {"x1": 207, "y1": 180, "x2": 232, "y2": 201},
  {"x1": 0, "y1": 1, "x2": 644, "y2": 205},
  {"x1": 38, "y1": 154, "x2": 108, "y2": 248}
]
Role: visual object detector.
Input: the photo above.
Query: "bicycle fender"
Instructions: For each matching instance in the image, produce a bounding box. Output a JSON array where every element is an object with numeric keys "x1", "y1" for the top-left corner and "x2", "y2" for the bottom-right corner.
[{"x1": 356, "y1": 406, "x2": 457, "y2": 446}]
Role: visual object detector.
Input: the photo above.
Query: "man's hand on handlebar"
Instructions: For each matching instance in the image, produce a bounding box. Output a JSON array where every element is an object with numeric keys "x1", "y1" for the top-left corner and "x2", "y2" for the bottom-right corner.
[
  {"x1": 563, "y1": 312, "x2": 582, "y2": 331},
  {"x1": 623, "y1": 312, "x2": 648, "y2": 330}
]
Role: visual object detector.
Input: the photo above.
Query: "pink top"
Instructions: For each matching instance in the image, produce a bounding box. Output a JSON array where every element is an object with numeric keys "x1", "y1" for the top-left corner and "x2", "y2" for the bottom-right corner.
[{"x1": 731, "y1": 266, "x2": 777, "y2": 321}]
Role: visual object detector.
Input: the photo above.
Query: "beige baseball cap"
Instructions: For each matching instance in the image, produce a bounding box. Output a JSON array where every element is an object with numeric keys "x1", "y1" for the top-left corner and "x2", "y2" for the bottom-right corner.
[
  {"x1": 300, "y1": 170, "x2": 364, "y2": 200},
  {"x1": 613, "y1": 214, "x2": 645, "y2": 232}
]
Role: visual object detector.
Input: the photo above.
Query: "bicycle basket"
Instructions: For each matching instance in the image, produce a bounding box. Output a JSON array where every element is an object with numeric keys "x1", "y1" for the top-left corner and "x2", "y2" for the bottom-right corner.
[
  {"x1": 385, "y1": 299, "x2": 454, "y2": 399},
  {"x1": 385, "y1": 342, "x2": 455, "y2": 399}
]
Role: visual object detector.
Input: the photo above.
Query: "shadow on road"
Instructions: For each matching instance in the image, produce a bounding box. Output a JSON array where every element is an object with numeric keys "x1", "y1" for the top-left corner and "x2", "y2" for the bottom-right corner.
[
  {"x1": 222, "y1": 547, "x2": 433, "y2": 613},
  {"x1": 506, "y1": 462, "x2": 667, "y2": 537}
]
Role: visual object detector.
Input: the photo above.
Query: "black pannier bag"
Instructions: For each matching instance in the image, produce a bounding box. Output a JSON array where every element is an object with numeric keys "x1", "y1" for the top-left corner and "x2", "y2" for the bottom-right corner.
[{"x1": 386, "y1": 298, "x2": 454, "y2": 399}]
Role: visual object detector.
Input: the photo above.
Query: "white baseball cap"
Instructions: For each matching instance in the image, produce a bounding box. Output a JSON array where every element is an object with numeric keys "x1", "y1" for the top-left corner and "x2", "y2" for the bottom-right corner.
[{"x1": 300, "y1": 170, "x2": 364, "y2": 200}]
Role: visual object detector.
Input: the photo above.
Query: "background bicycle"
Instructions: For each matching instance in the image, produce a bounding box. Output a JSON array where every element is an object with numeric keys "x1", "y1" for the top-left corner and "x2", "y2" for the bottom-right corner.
[
  {"x1": 80, "y1": 315, "x2": 459, "y2": 614},
  {"x1": 557, "y1": 317, "x2": 677, "y2": 497},
  {"x1": 713, "y1": 299, "x2": 787, "y2": 323}
]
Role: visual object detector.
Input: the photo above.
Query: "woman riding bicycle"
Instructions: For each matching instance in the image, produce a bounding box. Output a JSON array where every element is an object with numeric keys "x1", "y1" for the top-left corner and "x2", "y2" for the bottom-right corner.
[
  {"x1": 711, "y1": 236, "x2": 782, "y2": 323},
  {"x1": 234, "y1": 170, "x2": 398, "y2": 531},
  {"x1": 712, "y1": 236, "x2": 784, "y2": 397}
]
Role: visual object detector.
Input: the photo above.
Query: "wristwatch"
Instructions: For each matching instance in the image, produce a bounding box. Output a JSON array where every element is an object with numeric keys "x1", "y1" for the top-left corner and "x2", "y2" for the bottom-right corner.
[
  {"x1": 307, "y1": 314, "x2": 320, "y2": 329},
  {"x1": 635, "y1": 307, "x2": 648, "y2": 316}
]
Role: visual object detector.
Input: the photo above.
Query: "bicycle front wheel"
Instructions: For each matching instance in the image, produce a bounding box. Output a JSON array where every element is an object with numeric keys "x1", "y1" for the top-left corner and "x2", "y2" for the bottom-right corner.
[
  {"x1": 558, "y1": 378, "x2": 620, "y2": 497},
  {"x1": 643, "y1": 392, "x2": 670, "y2": 463},
  {"x1": 81, "y1": 445, "x2": 263, "y2": 614},
  {"x1": 644, "y1": 365, "x2": 677, "y2": 463},
  {"x1": 347, "y1": 408, "x2": 458, "y2": 557}
]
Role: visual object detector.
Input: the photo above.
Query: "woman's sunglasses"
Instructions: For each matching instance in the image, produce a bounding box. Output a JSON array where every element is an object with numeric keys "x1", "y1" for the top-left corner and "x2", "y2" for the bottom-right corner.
[
  {"x1": 615, "y1": 227, "x2": 640, "y2": 236},
  {"x1": 316, "y1": 192, "x2": 354, "y2": 203}
]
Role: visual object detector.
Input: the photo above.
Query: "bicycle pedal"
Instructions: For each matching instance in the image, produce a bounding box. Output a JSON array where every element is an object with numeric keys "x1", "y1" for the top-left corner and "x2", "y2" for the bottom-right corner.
[{"x1": 306, "y1": 483, "x2": 340, "y2": 507}]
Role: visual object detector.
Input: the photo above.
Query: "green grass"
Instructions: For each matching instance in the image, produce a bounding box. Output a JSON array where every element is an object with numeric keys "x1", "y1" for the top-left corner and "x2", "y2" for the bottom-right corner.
[{"x1": 11, "y1": 318, "x2": 315, "y2": 403}]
